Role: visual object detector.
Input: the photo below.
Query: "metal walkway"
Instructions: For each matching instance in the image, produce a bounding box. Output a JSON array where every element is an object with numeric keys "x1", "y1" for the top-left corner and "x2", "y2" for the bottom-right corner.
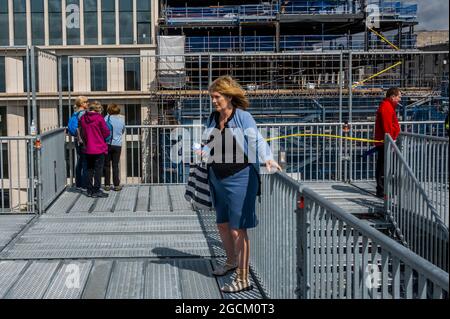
[
  {"x1": 302, "y1": 181, "x2": 391, "y2": 230},
  {"x1": 0, "y1": 185, "x2": 264, "y2": 299}
]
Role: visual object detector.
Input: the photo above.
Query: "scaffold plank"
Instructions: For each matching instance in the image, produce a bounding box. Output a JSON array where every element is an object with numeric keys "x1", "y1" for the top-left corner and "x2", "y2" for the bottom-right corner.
[
  {"x1": 43, "y1": 261, "x2": 93, "y2": 299},
  {"x1": 106, "y1": 261, "x2": 145, "y2": 299},
  {"x1": 114, "y1": 187, "x2": 138, "y2": 213},
  {"x1": 4, "y1": 261, "x2": 59, "y2": 299},
  {"x1": 144, "y1": 260, "x2": 182, "y2": 299}
]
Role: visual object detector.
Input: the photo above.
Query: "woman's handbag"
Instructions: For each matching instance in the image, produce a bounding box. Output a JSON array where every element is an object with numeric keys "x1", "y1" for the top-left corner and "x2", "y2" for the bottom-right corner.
[{"x1": 184, "y1": 161, "x2": 213, "y2": 211}]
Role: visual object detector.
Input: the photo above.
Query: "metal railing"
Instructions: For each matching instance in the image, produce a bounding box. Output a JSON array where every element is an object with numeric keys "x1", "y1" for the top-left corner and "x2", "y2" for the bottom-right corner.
[
  {"x1": 0, "y1": 128, "x2": 67, "y2": 214},
  {"x1": 250, "y1": 171, "x2": 449, "y2": 299},
  {"x1": 185, "y1": 34, "x2": 417, "y2": 53},
  {"x1": 398, "y1": 132, "x2": 449, "y2": 226},
  {"x1": 384, "y1": 134, "x2": 449, "y2": 271},
  {"x1": 36, "y1": 128, "x2": 67, "y2": 213},
  {"x1": 163, "y1": 1, "x2": 417, "y2": 22},
  {"x1": 0, "y1": 135, "x2": 36, "y2": 214},
  {"x1": 104, "y1": 122, "x2": 444, "y2": 185}
]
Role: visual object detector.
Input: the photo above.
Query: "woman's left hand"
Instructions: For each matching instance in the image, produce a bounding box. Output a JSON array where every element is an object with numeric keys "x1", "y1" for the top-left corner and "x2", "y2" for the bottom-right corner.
[{"x1": 265, "y1": 160, "x2": 282, "y2": 173}]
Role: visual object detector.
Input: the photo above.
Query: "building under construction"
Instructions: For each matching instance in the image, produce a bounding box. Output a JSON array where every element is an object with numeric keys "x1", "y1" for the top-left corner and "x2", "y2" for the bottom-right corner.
[{"x1": 153, "y1": 0, "x2": 448, "y2": 124}]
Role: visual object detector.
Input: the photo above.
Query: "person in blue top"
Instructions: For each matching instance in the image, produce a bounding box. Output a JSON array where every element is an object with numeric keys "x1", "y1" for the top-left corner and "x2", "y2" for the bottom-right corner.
[
  {"x1": 72, "y1": 96, "x2": 88, "y2": 191},
  {"x1": 103, "y1": 104, "x2": 125, "y2": 191},
  {"x1": 202, "y1": 76, "x2": 282, "y2": 293}
]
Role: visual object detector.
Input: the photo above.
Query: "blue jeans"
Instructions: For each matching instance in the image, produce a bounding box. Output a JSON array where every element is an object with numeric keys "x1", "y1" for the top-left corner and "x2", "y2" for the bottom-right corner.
[{"x1": 75, "y1": 143, "x2": 87, "y2": 188}]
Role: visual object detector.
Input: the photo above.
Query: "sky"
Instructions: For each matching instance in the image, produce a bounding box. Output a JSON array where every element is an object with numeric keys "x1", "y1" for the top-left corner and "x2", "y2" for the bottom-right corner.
[{"x1": 414, "y1": 0, "x2": 449, "y2": 30}]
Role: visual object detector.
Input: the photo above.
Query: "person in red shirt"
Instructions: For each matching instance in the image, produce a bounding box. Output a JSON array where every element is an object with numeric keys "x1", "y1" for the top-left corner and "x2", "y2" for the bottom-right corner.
[{"x1": 374, "y1": 87, "x2": 402, "y2": 198}]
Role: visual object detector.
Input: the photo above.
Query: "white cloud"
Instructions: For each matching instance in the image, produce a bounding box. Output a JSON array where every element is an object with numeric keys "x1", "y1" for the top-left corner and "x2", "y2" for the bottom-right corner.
[{"x1": 413, "y1": 0, "x2": 449, "y2": 30}]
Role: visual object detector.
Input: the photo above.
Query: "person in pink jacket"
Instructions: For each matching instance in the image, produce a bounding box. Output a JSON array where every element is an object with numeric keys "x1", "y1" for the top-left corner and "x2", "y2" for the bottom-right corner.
[{"x1": 79, "y1": 101, "x2": 110, "y2": 198}]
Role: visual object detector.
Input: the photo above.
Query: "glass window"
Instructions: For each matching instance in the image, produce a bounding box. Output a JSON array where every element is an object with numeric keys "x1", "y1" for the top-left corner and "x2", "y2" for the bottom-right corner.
[
  {"x1": 66, "y1": 0, "x2": 80, "y2": 45},
  {"x1": 119, "y1": 0, "x2": 133, "y2": 44},
  {"x1": 1, "y1": 145, "x2": 9, "y2": 180},
  {"x1": 90, "y1": 57, "x2": 107, "y2": 91},
  {"x1": 0, "y1": 106, "x2": 7, "y2": 136},
  {"x1": 31, "y1": 0, "x2": 45, "y2": 45},
  {"x1": 124, "y1": 57, "x2": 140, "y2": 91},
  {"x1": 126, "y1": 141, "x2": 141, "y2": 177},
  {"x1": 60, "y1": 56, "x2": 73, "y2": 92},
  {"x1": 48, "y1": 0, "x2": 62, "y2": 45},
  {"x1": 0, "y1": 0, "x2": 9, "y2": 46},
  {"x1": 0, "y1": 57, "x2": 5, "y2": 92},
  {"x1": 84, "y1": 0, "x2": 98, "y2": 45},
  {"x1": 137, "y1": 0, "x2": 151, "y2": 44},
  {"x1": 13, "y1": 0, "x2": 27, "y2": 45},
  {"x1": 102, "y1": 0, "x2": 116, "y2": 45},
  {"x1": 125, "y1": 104, "x2": 141, "y2": 125}
]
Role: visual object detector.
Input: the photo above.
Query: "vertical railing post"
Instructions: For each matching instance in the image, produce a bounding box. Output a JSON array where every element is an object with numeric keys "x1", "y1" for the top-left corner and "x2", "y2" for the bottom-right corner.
[
  {"x1": 347, "y1": 52, "x2": 353, "y2": 181},
  {"x1": 68, "y1": 56, "x2": 74, "y2": 186},
  {"x1": 198, "y1": 55, "x2": 202, "y2": 123},
  {"x1": 208, "y1": 53, "x2": 213, "y2": 114},
  {"x1": 30, "y1": 46, "x2": 38, "y2": 134},
  {"x1": 384, "y1": 134, "x2": 390, "y2": 221},
  {"x1": 338, "y1": 51, "x2": 344, "y2": 181},
  {"x1": 58, "y1": 56, "x2": 63, "y2": 128},
  {"x1": 296, "y1": 191, "x2": 310, "y2": 299}
]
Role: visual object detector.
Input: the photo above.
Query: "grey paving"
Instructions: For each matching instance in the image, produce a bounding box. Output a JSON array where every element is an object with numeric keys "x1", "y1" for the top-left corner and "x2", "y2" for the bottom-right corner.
[
  {"x1": 0, "y1": 185, "x2": 262, "y2": 299},
  {"x1": 0, "y1": 215, "x2": 34, "y2": 251},
  {"x1": 302, "y1": 181, "x2": 384, "y2": 215},
  {"x1": 4, "y1": 260, "x2": 60, "y2": 299},
  {"x1": 0, "y1": 258, "x2": 250, "y2": 299}
]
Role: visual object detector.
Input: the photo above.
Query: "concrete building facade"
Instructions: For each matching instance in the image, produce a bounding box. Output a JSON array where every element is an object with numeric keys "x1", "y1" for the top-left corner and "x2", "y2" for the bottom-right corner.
[{"x1": 1, "y1": 0, "x2": 160, "y2": 210}]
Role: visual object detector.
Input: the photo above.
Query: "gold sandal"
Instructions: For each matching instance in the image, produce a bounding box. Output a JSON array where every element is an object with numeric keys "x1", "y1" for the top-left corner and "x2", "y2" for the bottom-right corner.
[{"x1": 221, "y1": 278, "x2": 252, "y2": 293}]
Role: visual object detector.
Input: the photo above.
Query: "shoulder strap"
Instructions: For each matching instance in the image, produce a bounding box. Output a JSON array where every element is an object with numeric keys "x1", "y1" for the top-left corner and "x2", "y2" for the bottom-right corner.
[
  {"x1": 207, "y1": 112, "x2": 215, "y2": 127},
  {"x1": 107, "y1": 115, "x2": 114, "y2": 145}
]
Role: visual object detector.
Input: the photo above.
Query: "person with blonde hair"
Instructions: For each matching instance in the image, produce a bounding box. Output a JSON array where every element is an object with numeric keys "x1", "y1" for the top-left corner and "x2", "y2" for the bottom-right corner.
[
  {"x1": 202, "y1": 76, "x2": 281, "y2": 293},
  {"x1": 103, "y1": 104, "x2": 125, "y2": 191},
  {"x1": 79, "y1": 101, "x2": 110, "y2": 198},
  {"x1": 68, "y1": 96, "x2": 89, "y2": 191}
]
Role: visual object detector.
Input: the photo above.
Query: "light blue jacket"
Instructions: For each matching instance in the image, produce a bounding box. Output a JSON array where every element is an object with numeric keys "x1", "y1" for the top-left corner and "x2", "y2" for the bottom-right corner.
[
  {"x1": 104, "y1": 115, "x2": 125, "y2": 147},
  {"x1": 203, "y1": 108, "x2": 274, "y2": 175}
]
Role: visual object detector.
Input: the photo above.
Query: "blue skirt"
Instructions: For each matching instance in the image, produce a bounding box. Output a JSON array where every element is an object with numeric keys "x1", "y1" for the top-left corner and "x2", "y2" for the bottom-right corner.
[{"x1": 208, "y1": 165, "x2": 259, "y2": 230}]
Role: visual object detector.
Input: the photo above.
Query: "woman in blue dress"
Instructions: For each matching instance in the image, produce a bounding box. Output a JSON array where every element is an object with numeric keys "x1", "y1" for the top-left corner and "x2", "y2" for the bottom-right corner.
[{"x1": 203, "y1": 76, "x2": 281, "y2": 293}]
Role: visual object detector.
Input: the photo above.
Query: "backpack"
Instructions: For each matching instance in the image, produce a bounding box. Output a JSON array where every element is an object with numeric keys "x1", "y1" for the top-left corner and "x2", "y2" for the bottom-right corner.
[
  {"x1": 105, "y1": 115, "x2": 114, "y2": 144},
  {"x1": 67, "y1": 111, "x2": 85, "y2": 137}
]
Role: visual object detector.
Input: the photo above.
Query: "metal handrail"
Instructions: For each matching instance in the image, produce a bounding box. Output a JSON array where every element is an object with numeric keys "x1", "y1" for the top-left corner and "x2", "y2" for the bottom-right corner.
[
  {"x1": 385, "y1": 133, "x2": 449, "y2": 272},
  {"x1": 301, "y1": 186, "x2": 449, "y2": 291},
  {"x1": 385, "y1": 134, "x2": 448, "y2": 233},
  {"x1": 252, "y1": 171, "x2": 449, "y2": 299},
  {"x1": 400, "y1": 132, "x2": 450, "y2": 142}
]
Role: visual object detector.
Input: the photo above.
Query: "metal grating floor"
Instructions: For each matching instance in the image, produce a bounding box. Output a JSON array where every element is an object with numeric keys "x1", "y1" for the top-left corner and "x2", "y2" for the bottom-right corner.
[
  {"x1": 302, "y1": 181, "x2": 384, "y2": 215},
  {"x1": 0, "y1": 215, "x2": 34, "y2": 251},
  {"x1": 0, "y1": 258, "x2": 265, "y2": 299},
  {"x1": 0, "y1": 185, "x2": 264, "y2": 299}
]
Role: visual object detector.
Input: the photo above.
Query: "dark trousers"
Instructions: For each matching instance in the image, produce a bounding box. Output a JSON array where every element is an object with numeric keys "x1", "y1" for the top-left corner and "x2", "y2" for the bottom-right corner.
[
  {"x1": 86, "y1": 154, "x2": 105, "y2": 194},
  {"x1": 375, "y1": 146, "x2": 385, "y2": 196},
  {"x1": 75, "y1": 143, "x2": 87, "y2": 188},
  {"x1": 104, "y1": 145, "x2": 122, "y2": 187}
]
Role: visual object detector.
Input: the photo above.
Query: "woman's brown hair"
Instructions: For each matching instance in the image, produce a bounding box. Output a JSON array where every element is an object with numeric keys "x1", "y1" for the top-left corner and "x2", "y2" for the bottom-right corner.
[
  {"x1": 208, "y1": 76, "x2": 249, "y2": 110},
  {"x1": 107, "y1": 104, "x2": 121, "y2": 115}
]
